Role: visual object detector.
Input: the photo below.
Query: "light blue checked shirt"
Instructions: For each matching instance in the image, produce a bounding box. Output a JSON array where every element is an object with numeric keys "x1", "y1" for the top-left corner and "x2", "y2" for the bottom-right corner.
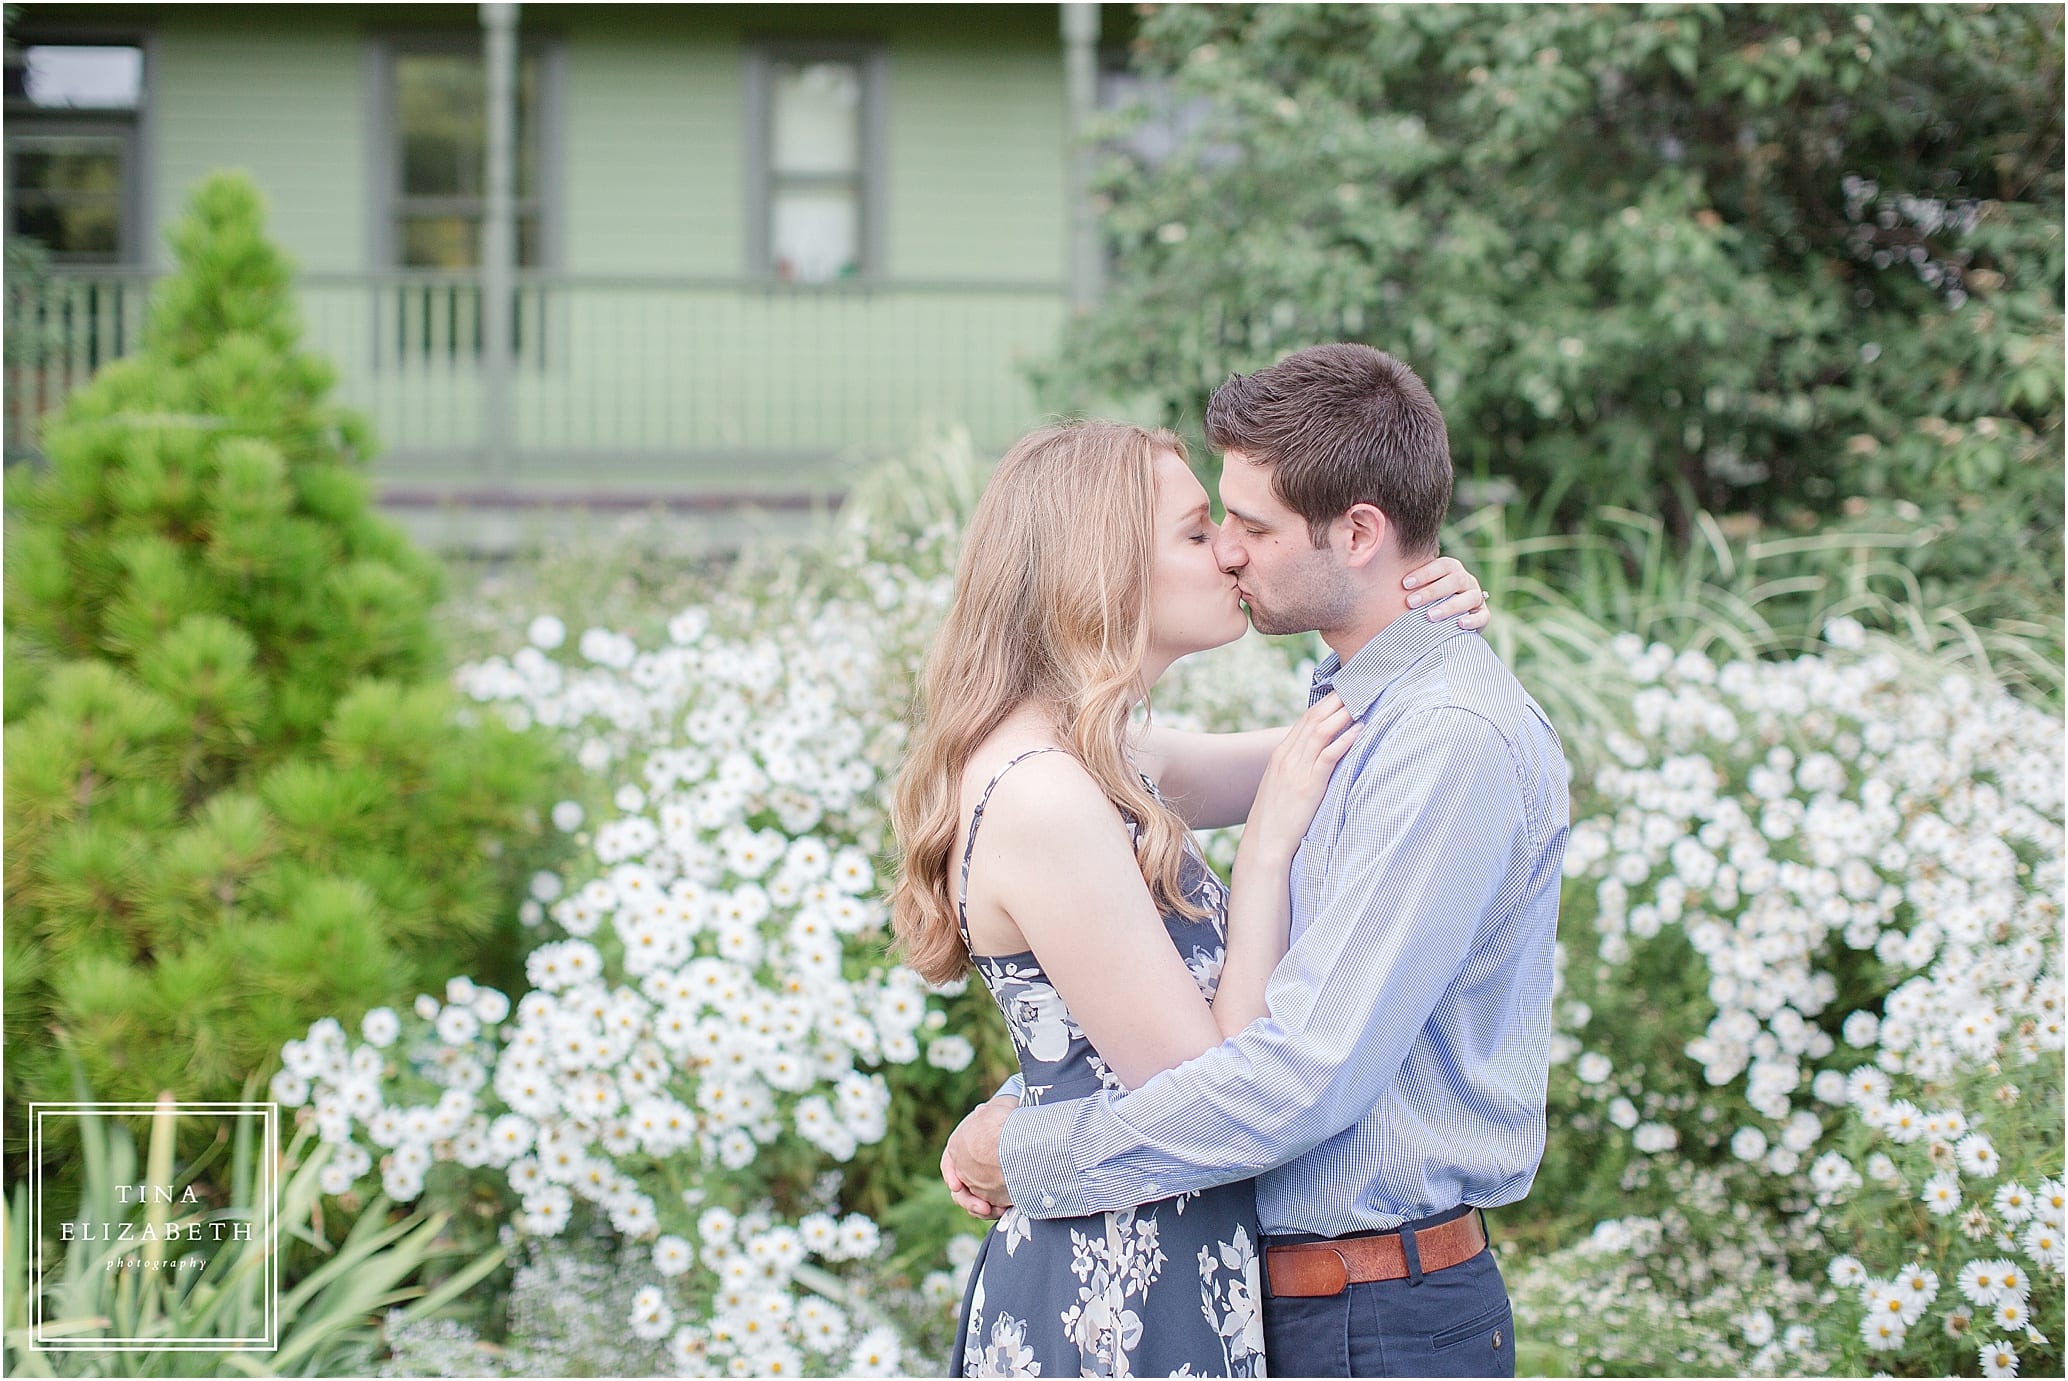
[{"x1": 997, "y1": 613, "x2": 1568, "y2": 1237}]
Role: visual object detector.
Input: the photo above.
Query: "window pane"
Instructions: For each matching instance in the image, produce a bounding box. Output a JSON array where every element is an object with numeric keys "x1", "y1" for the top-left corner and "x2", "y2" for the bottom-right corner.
[
  {"x1": 17, "y1": 45, "x2": 143, "y2": 110},
  {"x1": 516, "y1": 57, "x2": 539, "y2": 200},
  {"x1": 397, "y1": 54, "x2": 484, "y2": 198},
  {"x1": 12, "y1": 197, "x2": 121, "y2": 260},
  {"x1": 772, "y1": 61, "x2": 859, "y2": 177},
  {"x1": 8, "y1": 135, "x2": 125, "y2": 260},
  {"x1": 392, "y1": 49, "x2": 543, "y2": 265},
  {"x1": 772, "y1": 186, "x2": 858, "y2": 283},
  {"x1": 399, "y1": 211, "x2": 542, "y2": 269},
  {"x1": 12, "y1": 141, "x2": 122, "y2": 195},
  {"x1": 401, "y1": 214, "x2": 479, "y2": 269}
]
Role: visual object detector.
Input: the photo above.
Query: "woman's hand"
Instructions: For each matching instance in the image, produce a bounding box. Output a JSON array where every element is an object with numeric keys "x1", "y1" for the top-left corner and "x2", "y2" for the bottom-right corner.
[
  {"x1": 1239, "y1": 693, "x2": 1359, "y2": 869},
  {"x1": 1402, "y1": 554, "x2": 1491, "y2": 629}
]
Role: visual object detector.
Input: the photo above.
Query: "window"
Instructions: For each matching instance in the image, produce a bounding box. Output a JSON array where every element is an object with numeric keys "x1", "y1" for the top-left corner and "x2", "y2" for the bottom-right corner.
[
  {"x1": 369, "y1": 35, "x2": 560, "y2": 368},
  {"x1": 750, "y1": 46, "x2": 882, "y2": 283},
  {"x1": 382, "y1": 40, "x2": 548, "y2": 269},
  {"x1": 4, "y1": 41, "x2": 146, "y2": 263}
]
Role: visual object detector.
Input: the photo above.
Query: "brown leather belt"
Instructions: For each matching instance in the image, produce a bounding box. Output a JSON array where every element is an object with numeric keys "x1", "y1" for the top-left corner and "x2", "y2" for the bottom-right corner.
[{"x1": 1264, "y1": 1211, "x2": 1487, "y2": 1298}]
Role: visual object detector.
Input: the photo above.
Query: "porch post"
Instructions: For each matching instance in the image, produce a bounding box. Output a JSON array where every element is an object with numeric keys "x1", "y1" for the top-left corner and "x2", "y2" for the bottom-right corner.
[
  {"x1": 481, "y1": 2, "x2": 519, "y2": 480},
  {"x1": 1062, "y1": 2, "x2": 1102, "y2": 310}
]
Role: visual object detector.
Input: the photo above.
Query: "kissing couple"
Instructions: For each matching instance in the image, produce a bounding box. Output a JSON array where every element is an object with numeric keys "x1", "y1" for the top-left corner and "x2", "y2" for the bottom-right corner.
[{"x1": 889, "y1": 343, "x2": 1569, "y2": 1378}]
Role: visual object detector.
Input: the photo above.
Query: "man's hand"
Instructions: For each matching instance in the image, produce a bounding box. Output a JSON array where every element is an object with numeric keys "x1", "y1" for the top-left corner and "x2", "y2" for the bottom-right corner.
[{"x1": 941, "y1": 1096, "x2": 1016, "y2": 1217}]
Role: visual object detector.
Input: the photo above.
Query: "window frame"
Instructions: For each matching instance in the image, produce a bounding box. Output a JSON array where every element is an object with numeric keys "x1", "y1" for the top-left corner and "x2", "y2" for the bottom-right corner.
[
  {"x1": 364, "y1": 28, "x2": 566, "y2": 273},
  {"x1": 743, "y1": 39, "x2": 887, "y2": 284},
  {"x1": 3, "y1": 26, "x2": 156, "y2": 266}
]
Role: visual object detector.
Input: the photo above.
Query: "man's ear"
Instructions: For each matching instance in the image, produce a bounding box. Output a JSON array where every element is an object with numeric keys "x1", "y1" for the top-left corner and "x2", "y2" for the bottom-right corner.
[{"x1": 1337, "y1": 503, "x2": 1390, "y2": 569}]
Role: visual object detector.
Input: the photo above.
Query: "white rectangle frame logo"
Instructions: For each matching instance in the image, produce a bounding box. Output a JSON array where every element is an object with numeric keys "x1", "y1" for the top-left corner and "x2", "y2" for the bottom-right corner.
[{"x1": 28, "y1": 1101, "x2": 279, "y2": 1352}]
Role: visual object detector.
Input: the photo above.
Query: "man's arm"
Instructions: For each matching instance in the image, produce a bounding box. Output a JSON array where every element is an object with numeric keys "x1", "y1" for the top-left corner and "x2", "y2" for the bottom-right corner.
[{"x1": 962, "y1": 708, "x2": 1527, "y2": 1218}]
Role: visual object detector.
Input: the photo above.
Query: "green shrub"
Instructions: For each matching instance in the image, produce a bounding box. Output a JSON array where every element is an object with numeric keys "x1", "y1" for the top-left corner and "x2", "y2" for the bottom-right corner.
[
  {"x1": 1047, "y1": 2, "x2": 2063, "y2": 645},
  {"x1": 1, "y1": 173, "x2": 566, "y2": 1149}
]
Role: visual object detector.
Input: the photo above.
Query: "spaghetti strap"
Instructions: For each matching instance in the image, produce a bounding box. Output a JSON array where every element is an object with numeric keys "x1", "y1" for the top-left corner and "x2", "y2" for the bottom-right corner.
[{"x1": 956, "y1": 747, "x2": 1070, "y2": 947}]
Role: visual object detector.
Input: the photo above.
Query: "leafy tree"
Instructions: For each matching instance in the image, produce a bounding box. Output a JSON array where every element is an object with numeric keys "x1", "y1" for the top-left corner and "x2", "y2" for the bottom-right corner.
[
  {"x1": 1047, "y1": 3, "x2": 2062, "y2": 608},
  {"x1": 2, "y1": 174, "x2": 565, "y2": 1147}
]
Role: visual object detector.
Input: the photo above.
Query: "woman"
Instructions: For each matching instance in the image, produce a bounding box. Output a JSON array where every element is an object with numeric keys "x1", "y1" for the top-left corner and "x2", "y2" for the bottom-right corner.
[{"x1": 889, "y1": 421, "x2": 1488, "y2": 1377}]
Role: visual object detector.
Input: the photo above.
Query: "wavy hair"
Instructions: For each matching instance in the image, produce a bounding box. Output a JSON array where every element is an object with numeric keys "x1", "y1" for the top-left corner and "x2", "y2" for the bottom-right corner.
[{"x1": 889, "y1": 421, "x2": 1207, "y2": 985}]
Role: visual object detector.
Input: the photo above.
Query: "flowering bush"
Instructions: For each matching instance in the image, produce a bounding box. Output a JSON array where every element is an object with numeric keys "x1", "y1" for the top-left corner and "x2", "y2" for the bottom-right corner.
[
  {"x1": 270, "y1": 465, "x2": 2060, "y2": 1376},
  {"x1": 271, "y1": 508, "x2": 1005, "y2": 1377},
  {"x1": 1522, "y1": 622, "x2": 2063, "y2": 1376},
  {"x1": 1510, "y1": 1169, "x2": 1837, "y2": 1376}
]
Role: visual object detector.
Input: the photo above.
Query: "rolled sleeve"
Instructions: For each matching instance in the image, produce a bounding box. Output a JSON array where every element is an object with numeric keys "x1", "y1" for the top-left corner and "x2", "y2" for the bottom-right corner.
[{"x1": 999, "y1": 707, "x2": 1527, "y2": 1220}]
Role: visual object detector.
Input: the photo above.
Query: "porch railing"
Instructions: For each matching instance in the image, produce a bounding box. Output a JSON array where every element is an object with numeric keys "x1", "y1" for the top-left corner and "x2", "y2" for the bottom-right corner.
[{"x1": 5, "y1": 270, "x2": 1068, "y2": 498}]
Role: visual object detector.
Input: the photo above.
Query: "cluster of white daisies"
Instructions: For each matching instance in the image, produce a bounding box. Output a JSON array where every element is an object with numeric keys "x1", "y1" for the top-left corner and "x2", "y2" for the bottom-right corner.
[
  {"x1": 1555, "y1": 625, "x2": 2062, "y2": 1374},
  {"x1": 277, "y1": 553, "x2": 973, "y2": 1376}
]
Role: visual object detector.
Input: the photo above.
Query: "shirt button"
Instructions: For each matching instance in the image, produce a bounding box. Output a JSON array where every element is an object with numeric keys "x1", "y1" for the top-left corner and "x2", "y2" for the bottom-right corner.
[
  {"x1": 1041, "y1": 1193, "x2": 1055, "y2": 1209},
  {"x1": 1145, "y1": 1182, "x2": 1161, "y2": 1196},
  {"x1": 1492, "y1": 1329, "x2": 1503, "y2": 1350}
]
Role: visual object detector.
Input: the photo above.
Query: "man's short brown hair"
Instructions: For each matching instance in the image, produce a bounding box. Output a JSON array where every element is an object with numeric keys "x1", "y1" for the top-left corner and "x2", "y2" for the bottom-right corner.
[{"x1": 1204, "y1": 343, "x2": 1453, "y2": 555}]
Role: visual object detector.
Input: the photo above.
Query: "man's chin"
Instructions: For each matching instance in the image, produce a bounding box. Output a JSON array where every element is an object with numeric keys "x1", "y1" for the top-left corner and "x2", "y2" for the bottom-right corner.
[{"x1": 1243, "y1": 605, "x2": 1297, "y2": 637}]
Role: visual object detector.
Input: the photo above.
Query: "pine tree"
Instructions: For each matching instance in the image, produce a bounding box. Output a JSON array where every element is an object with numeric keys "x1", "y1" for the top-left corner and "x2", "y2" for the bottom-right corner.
[{"x1": 3, "y1": 173, "x2": 564, "y2": 1131}]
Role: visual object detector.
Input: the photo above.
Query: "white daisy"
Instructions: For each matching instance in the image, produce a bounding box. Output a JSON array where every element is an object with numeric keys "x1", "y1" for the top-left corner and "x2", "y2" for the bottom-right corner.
[
  {"x1": 2023, "y1": 1219, "x2": 2064, "y2": 1271},
  {"x1": 1924, "y1": 1170, "x2": 1964, "y2": 1216},
  {"x1": 1885, "y1": 1100, "x2": 1926, "y2": 1143},
  {"x1": 1859, "y1": 1311, "x2": 1906, "y2": 1351},
  {"x1": 1996, "y1": 1182, "x2": 2036, "y2": 1223},
  {"x1": 1957, "y1": 1134, "x2": 2002, "y2": 1178},
  {"x1": 1980, "y1": 1339, "x2": 2020, "y2": 1377}
]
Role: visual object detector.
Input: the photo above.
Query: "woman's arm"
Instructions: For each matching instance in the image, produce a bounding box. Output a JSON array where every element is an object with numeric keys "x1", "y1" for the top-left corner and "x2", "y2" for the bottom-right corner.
[
  {"x1": 973, "y1": 708, "x2": 1354, "y2": 1087},
  {"x1": 1128, "y1": 723, "x2": 1286, "y2": 830},
  {"x1": 941, "y1": 702, "x2": 1357, "y2": 1218},
  {"x1": 1198, "y1": 695, "x2": 1356, "y2": 1031}
]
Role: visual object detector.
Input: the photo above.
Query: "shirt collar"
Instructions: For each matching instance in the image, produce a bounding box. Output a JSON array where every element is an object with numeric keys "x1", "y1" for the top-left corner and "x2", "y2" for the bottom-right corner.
[{"x1": 1308, "y1": 613, "x2": 1473, "y2": 715}]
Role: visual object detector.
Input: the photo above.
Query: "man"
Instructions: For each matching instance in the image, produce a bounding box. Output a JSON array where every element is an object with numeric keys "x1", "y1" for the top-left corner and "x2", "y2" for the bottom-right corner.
[{"x1": 942, "y1": 343, "x2": 1568, "y2": 1378}]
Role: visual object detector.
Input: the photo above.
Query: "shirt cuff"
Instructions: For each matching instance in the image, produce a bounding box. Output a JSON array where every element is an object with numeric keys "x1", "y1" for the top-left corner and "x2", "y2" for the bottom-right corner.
[
  {"x1": 992, "y1": 1072, "x2": 1025, "y2": 1103},
  {"x1": 998, "y1": 1096, "x2": 1091, "y2": 1218}
]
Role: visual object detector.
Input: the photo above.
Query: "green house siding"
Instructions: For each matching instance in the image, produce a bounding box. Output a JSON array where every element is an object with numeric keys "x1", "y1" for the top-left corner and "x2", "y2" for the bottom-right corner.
[
  {"x1": 887, "y1": 38, "x2": 1067, "y2": 282},
  {"x1": 8, "y1": 3, "x2": 1081, "y2": 494},
  {"x1": 561, "y1": 22, "x2": 743, "y2": 276},
  {"x1": 150, "y1": 12, "x2": 369, "y2": 272}
]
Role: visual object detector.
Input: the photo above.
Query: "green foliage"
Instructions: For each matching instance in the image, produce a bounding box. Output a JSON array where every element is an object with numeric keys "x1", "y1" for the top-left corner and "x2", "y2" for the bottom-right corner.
[
  {"x1": 2, "y1": 172, "x2": 568, "y2": 1147},
  {"x1": 1447, "y1": 501, "x2": 2064, "y2": 718},
  {"x1": 1047, "y1": 1, "x2": 2062, "y2": 657},
  {"x1": 2, "y1": 1092, "x2": 503, "y2": 1377}
]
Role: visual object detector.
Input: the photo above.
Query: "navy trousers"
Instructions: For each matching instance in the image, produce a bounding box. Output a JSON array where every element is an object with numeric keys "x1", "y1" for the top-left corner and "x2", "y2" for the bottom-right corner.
[{"x1": 1260, "y1": 1209, "x2": 1516, "y2": 1378}]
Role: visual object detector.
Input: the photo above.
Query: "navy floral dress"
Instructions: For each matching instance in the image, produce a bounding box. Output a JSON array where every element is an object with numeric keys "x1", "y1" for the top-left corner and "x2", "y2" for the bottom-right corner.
[{"x1": 952, "y1": 748, "x2": 1267, "y2": 1378}]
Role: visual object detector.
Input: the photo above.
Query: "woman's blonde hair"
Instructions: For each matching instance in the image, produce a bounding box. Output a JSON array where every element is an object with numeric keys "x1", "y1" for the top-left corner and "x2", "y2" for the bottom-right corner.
[{"x1": 889, "y1": 420, "x2": 1206, "y2": 985}]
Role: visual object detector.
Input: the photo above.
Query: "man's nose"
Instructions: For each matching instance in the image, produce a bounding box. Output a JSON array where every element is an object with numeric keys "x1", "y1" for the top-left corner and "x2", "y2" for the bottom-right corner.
[{"x1": 1213, "y1": 528, "x2": 1245, "y2": 571}]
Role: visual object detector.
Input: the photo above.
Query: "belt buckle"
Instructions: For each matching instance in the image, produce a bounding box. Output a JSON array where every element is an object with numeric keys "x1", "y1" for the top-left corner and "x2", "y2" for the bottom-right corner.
[
  {"x1": 1266, "y1": 1242, "x2": 1351, "y2": 1298},
  {"x1": 1313, "y1": 1246, "x2": 1350, "y2": 1295}
]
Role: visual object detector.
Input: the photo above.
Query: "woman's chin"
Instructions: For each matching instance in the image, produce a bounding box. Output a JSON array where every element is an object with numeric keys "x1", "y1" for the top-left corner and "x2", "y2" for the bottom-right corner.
[{"x1": 1199, "y1": 620, "x2": 1251, "y2": 654}]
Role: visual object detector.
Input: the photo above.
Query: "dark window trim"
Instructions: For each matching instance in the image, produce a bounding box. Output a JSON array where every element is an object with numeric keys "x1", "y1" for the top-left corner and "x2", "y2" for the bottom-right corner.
[
  {"x1": 3, "y1": 25, "x2": 157, "y2": 266},
  {"x1": 364, "y1": 28, "x2": 565, "y2": 272},
  {"x1": 743, "y1": 38, "x2": 887, "y2": 283}
]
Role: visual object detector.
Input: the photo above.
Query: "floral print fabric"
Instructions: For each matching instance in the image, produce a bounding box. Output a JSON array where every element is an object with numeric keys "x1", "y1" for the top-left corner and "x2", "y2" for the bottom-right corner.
[{"x1": 951, "y1": 752, "x2": 1265, "y2": 1376}]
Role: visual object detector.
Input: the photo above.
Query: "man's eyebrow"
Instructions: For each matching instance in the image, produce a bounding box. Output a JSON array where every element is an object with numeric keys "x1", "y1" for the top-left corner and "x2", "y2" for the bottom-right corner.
[{"x1": 1222, "y1": 504, "x2": 1268, "y2": 526}]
